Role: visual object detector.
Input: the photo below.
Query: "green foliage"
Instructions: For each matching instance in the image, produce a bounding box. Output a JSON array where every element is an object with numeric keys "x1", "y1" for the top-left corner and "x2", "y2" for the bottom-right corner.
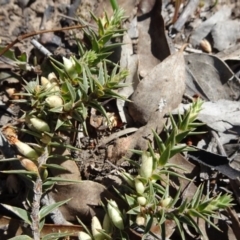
[
  {"x1": 13, "y1": 8, "x2": 128, "y2": 139},
  {"x1": 1, "y1": 4, "x2": 128, "y2": 240},
  {"x1": 117, "y1": 99, "x2": 233, "y2": 239},
  {"x1": 9, "y1": 7, "x2": 128, "y2": 166},
  {"x1": 79, "y1": 99, "x2": 233, "y2": 240},
  {"x1": 0, "y1": 46, "x2": 30, "y2": 71}
]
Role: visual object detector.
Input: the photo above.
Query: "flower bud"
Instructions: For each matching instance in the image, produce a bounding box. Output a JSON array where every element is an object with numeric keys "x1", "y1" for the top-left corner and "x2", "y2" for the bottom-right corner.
[
  {"x1": 51, "y1": 83, "x2": 60, "y2": 93},
  {"x1": 139, "y1": 151, "x2": 153, "y2": 179},
  {"x1": 137, "y1": 196, "x2": 147, "y2": 206},
  {"x1": 63, "y1": 57, "x2": 78, "y2": 79},
  {"x1": 160, "y1": 197, "x2": 172, "y2": 207},
  {"x1": 48, "y1": 72, "x2": 58, "y2": 83},
  {"x1": 102, "y1": 213, "x2": 112, "y2": 234},
  {"x1": 17, "y1": 156, "x2": 38, "y2": 174},
  {"x1": 41, "y1": 168, "x2": 48, "y2": 180},
  {"x1": 34, "y1": 85, "x2": 41, "y2": 94},
  {"x1": 15, "y1": 140, "x2": 39, "y2": 160},
  {"x1": 78, "y1": 231, "x2": 91, "y2": 240},
  {"x1": 41, "y1": 76, "x2": 50, "y2": 86},
  {"x1": 200, "y1": 39, "x2": 212, "y2": 53},
  {"x1": 45, "y1": 95, "x2": 63, "y2": 108},
  {"x1": 136, "y1": 214, "x2": 146, "y2": 226},
  {"x1": 63, "y1": 56, "x2": 75, "y2": 70},
  {"x1": 135, "y1": 178, "x2": 145, "y2": 195},
  {"x1": 30, "y1": 118, "x2": 50, "y2": 132},
  {"x1": 41, "y1": 76, "x2": 52, "y2": 90},
  {"x1": 107, "y1": 200, "x2": 124, "y2": 230},
  {"x1": 91, "y1": 216, "x2": 103, "y2": 240}
]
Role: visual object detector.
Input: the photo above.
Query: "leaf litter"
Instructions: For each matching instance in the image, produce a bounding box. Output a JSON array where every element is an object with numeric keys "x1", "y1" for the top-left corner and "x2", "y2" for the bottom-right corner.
[{"x1": 0, "y1": 0, "x2": 240, "y2": 239}]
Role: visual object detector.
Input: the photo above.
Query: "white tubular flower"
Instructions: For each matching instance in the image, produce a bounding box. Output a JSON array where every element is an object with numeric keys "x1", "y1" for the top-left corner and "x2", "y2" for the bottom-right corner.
[
  {"x1": 91, "y1": 216, "x2": 104, "y2": 240},
  {"x1": 78, "y1": 231, "x2": 92, "y2": 240},
  {"x1": 160, "y1": 197, "x2": 172, "y2": 207},
  {"x1": 45, "y1": 95, "x2": 63, "y2": 108},
  {"x1": 30, "y1": 118, "x2": 50, "y2": 132},
  {"x1": 15, "y1": 140, "x2": 39, "y2": 160},
  {"x1": 41, "y1": 76, "x2": 52, "y2": 89},
  {"x1": 107, "y1": 200, "x2": 124, "y2": 230},
  {"x1": 63, "y1": 56, "x2": 75, "y2": 70},
  {"x1": 137, "y1": 196, "x2": 147, "y2": 206},
  {"x1": 139, "y1": 151, "x2": 153, "y2": 179},
  {"x1": 136, "y1": 214, "x2": 146, "y2": 226},
  {"x1": 102, "y1": 213, "x2": 112, "y2": 234},
  {"x1": 135, "y1": 178, "x2": 145, "y2": 195},
  {"x1": 48, "y1": 72, "x2": 58, "y2": 83},
  {"x1": 63, "y1": 56, "x2": 78, "y2": 78}
]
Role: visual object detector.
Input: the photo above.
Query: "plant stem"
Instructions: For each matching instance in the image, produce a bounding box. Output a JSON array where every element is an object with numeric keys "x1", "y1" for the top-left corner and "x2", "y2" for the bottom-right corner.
[
  {"x1": 31, "y1": 176, "x2": 42, "y2": 240},
  {"x1": 30, "y1": 147, "x2": 48, "y2": 240}
]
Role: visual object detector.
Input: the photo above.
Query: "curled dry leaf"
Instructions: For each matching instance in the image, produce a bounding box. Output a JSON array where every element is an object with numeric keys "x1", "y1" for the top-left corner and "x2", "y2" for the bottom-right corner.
[{"x1": 1, "y1": 125, "x2": 18, "y2": 144}]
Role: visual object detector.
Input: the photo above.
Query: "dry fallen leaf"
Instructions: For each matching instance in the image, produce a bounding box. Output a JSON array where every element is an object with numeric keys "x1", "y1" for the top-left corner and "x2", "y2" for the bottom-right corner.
[
  {"x1": 137, "y1": 0, "x2": 170, "y2": 78},
  {"x1": 128, "y1": 47, "x2": 186, "y2": 125},
  {"x1": 49, "y1": 181, "x2": 126, "y2": 224},
  {"x1": 112, "y1": 48, "x2": 186, "y2": 163}
]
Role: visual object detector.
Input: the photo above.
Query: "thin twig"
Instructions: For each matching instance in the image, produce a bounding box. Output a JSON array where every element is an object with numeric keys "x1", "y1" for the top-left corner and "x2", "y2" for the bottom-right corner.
[
  {"x1": 172, "y1": 0, "x2": 199, "y2": 32},
  {"x1": 210, "y1": 130, "x2": 227, "y2": 156},
  {"x1": 30, "y1": 39, "x2": 52, "y2": 57},
  {"x1": 0, "y1": 25, "x2": 86, "y2": 57}
]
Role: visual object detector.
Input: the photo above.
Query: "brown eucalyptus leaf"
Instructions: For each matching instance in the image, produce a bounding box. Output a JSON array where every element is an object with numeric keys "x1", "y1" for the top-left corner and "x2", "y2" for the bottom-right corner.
[
  {"x1": 169, "y1": 153, "x2": 199, "y2": 200},
  {"x1": 112, "y1": 49, "x2": 186, "y2": 163},
  {"x1": 48, "y1": 148, "x2": 81, "y2": 181},
  {"x1": 49, "y1": 181, "x2": 125, "y2": 224},
  {"x1": 211, "y1": 20, "x2": 240, "y2": 52},
  {"x1": 185, "y1": 53, "x2": 240, "y2": 101},
  {"x1": 137, "y1": 0, "x2": 170, "y2": 78},
  {"x1": 215, "y1": 42, "x2": 240, "y2": 61},
  {"x1": 128, "y1": 48, "x2": 186, "y2": 125},
  {"x1": 230, "y1": 178, "x2": 240, "y2": 206},
  {"x1": 189, "y1": 6, "x2": 232, "y2": 47}
]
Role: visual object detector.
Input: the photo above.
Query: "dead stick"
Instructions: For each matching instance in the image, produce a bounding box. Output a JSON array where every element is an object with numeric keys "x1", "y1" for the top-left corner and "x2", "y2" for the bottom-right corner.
[
  {"x1": 173, "y1": 0, "x2": 199, "y2": 32},
  {"x1": 0, "y1": 25, "x2": 86, "y2": 57}
]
